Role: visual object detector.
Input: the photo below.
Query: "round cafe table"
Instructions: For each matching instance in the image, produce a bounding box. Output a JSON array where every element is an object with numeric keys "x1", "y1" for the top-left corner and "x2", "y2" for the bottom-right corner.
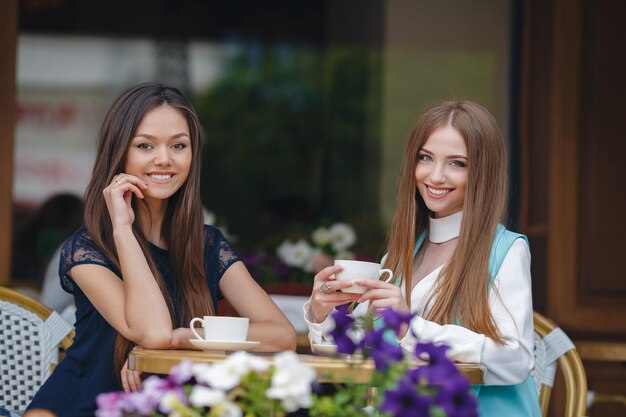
[{"x1": 128, "y1": 347, "x2": 485, "y2": 385}]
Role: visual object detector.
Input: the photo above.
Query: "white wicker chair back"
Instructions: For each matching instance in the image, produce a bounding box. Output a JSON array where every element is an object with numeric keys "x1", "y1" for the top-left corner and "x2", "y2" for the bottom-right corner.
[{"x1": 0, "y1": 300, "x2": 72, "y2": 411}]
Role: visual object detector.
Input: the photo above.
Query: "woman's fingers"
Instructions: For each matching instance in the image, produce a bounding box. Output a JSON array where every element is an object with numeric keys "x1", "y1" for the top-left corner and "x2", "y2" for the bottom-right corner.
[
  {"x1": 318, "y1": 279, "x2": 355, "y2": 294},
  {"x1": 110, "y1": 174, "x2": 149, "y2": 190},
  {"x1": 354, "y1": 279, "x2": 395, "y2": 290},
  {"x1": 357, "y1": 284, "x2": 409, "y2": 312},
  {"x1": 326, "y1": 292, "x2": 361, "y2": 304},
  {"x1": 313, "y1": 265, "x2": 343, "y2": 284},
  {"x1": 107, "y1": 174, "x2": 148, "y2": 190},
  {"x1": 121, "y1": 371, "x2": 129, "y2": 392},
  {"x1": 130, "y1": 368, "x2": 142, "y2": 391},
  {"x1": 103, "y1": 174, "x2": 149, "y2": 226},
  {"x1": 121, "y1": 359, "x2": 142, "y2": 392}
]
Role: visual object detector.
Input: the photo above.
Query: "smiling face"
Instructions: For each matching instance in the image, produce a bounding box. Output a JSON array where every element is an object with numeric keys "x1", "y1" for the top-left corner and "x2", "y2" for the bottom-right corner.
[
  {"x1": 124, "y1": 104, "x2": 192, "y2": 205},
  {"x1": 414, "y1": 125, "x2": 468, "y2": 218}
]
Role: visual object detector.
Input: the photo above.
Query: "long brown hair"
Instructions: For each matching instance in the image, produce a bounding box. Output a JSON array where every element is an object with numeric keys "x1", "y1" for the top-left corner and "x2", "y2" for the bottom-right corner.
[
  {"x1": 82, "y1": 82, "x2": 214, "y2": 372},
  {"x1": 384, "y1": 99, "x2": 507, "y2": 343}
]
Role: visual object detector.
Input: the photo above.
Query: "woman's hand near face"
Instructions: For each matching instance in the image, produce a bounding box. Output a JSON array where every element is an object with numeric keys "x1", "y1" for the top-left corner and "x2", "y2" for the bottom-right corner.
[
  {"x1": 309, "y1": 265, "x2": 360, "y2": 323},
  {"x1": 103, "y1": 174, "x2": 148, "y2": 229}
]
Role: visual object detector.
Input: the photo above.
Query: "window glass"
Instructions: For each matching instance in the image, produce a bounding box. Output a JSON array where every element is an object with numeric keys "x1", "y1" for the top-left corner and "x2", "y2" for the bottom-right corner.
[{"x1": 12, "y1": 1, "x2": 512, "y2": 289}]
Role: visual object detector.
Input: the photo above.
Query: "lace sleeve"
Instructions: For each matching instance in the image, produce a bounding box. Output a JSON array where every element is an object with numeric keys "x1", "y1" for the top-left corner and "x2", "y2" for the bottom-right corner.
[
  {"x1": 58, "y1": 228, "x2": 120, "y2": 293},
  {"x1": 204, "y1": 226, "x2": 241, "y2": 279}
]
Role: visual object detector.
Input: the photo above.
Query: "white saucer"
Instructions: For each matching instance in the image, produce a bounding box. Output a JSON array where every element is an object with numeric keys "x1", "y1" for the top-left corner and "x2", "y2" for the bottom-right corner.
[
  {"x1": 189, "y1": 339, "x2": 260, "y2": 352},
  {"x1": 312, "y1": 343, "x2": 337, "y2": 355}
]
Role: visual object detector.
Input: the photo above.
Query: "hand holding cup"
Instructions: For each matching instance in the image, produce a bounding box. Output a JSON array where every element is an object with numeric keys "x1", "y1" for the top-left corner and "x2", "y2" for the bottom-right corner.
[{"x1": 333, "y1": 260, "x2": 394, "y2": 294}]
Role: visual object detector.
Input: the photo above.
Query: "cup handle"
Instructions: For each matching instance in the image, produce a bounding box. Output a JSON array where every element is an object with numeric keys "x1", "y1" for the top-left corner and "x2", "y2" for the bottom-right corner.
[
  {"x1": 189, "y1": 317, "x2": 204, "y2": 340},
  {"x1": 379, "y1": 268, "x2": 394, "y2": 283}
]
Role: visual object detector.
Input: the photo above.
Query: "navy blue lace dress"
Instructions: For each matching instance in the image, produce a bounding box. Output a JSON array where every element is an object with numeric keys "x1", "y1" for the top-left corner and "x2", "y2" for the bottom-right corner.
[{"x1": 27, "y1": 225, "x2": 240, "y2": 417}]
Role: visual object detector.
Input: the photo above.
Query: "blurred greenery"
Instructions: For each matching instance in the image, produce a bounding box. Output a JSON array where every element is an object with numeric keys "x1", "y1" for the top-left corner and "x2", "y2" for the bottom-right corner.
[{"x1": 196, "y1": 44, "x2": 385, "y2": 259}]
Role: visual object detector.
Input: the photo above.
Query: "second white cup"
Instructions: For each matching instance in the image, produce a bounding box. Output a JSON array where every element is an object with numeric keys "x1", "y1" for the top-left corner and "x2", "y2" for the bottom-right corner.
[
  {"x1": 190, "y1": 316, "x2": 249, "y2": 342},
  {"x1": 334, "y1": 260, "x2": 394, "y2": 294}
]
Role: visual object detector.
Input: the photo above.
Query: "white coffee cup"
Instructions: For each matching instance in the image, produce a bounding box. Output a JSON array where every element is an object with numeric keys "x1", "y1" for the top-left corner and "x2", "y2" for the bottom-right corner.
[
  {"x1": 334, "y1": 260, "x2": 394, "y2": 294},
  {"x1": 190, "y1": 316, "x2": 249, "y2": 342}
]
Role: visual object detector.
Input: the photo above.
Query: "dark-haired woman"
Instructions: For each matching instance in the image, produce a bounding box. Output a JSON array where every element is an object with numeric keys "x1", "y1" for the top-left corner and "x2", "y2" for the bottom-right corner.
[{"x1": 26, "y1": 83, "x2": 296, "y2": 417}]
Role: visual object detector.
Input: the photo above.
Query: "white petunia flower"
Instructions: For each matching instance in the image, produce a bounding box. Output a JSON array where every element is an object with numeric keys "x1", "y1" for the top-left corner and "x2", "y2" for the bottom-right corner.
[
  {"x1": 303, "y1": 248, "x2": 323, "y2": 273},
  {"x1": 225, "y1": 351, "x2": 271, "y2": 374},
  {"x1": 276, "y1": 239, "x2": 313, "y2": 268},
  {"x1": 194, "y1": 362, "x2": 241, "y2": 391},
  {"x1": 335, "y1": 250, "x2": 355, "y2": 260},
  {"x1": 193, "y1": 352, "x2": 270, "y2": 391},
  {"x1": 266, "y1": 352, "x2": 315, "y2": 412},
  {"x1": 203, "y1": 208, "x2": 216, "y2": 226},
  {"x1": 213, "y1": 401, "x2": 243, "y2": 417},
  {"x1": 276, "y1": 240, "x2": 293, "y2": 264},
  {"x1": 328, "y1": 223, "x2": 356, "y2": 252},
  {"x1": 311, "y1": 227, "x2": 331, "y2": 246},
  {"x1": 159, "y1": 391, "x2": 183, "y2": 414},
  {"x1": 189, "y1": 386, "x2": 225, "y2": 407}
]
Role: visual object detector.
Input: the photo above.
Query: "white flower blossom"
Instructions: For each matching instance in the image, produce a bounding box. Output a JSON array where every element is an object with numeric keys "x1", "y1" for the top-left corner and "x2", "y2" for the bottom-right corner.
[
  {"x1": 194, "y1": 362, "x2": 240, "y2": 391},
  {"x1": 202, "y1": 208, "x2": 216, "y2": 226},
  {"x1": 311, "y1": 227, "x2": 331, "y2": 246},
  {"x1": 335, "y1": 250, "x2": 355, "y2": 260},
  {"x1": 226, "y1": 351, "x2": 271, "y2": 373},
  {"x1": 328, "y1": 223, "x2": 356, "y2": 252},
  {"x1": 276, "y1": 239, "x2": 313, "y2": 268},
  {"x1": 266, "y1": 352, "x2": 315, "y2": 412},
  {"x1": 193, "y1": 352, "x2": 270, "y2": 391},
  {"x1": 189, "y1": 386, "x2": 226, "y2": 407},
  {"x1": 159, "y1": 391, "x2": 183, "y2": 414},
  {"x1": 303, "y1": 248, "x2": 323, "y2": 273},
  {"x1": 213, "y1": 401, "x2": 243, "y2": 417}
]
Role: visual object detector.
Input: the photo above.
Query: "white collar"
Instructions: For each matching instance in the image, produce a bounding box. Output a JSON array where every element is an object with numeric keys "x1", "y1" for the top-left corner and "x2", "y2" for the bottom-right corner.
[{"x1": 428, "y1": 211, "x2": 463, "y2": 243}]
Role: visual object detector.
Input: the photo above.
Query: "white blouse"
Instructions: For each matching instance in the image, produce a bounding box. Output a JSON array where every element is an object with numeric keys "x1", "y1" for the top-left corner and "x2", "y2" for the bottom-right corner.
[{"x1": 303, "y1": 225, "x2": 535, "y2": 386}]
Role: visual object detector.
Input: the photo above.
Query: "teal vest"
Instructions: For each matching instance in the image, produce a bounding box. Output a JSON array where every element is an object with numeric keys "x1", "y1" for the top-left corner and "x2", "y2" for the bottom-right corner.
[{"x1": 410, "y1": 224, "x2": 541, "y2": 417}]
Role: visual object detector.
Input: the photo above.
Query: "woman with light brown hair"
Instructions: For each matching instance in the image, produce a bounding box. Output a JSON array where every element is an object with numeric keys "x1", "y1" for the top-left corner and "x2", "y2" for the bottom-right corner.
[
  {"x1": 305, "y1": 99, "x2": 540, "y2": 416},
  {"x1": 26, "y1": 82, "x2": 296, "y2": 417}
]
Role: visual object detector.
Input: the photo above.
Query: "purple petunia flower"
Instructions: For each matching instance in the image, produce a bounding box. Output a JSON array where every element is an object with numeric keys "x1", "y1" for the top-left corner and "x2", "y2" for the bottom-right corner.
[
  {"x1": 360, "y1": 327, "x2": 404, "y2": 371},
  {"x1": 330, "y1": 307, "x2": 358, "y2": 355},
  {"x1": 95, "y1": 392, "x2": 123, "y2": 417},
  {"x1": 380, "y1": 378, "x2": 432, "y2": 417},
  {"x1": 413, "y1": 342, "x2": 457, "y2": 384},
  {"x1": 120, "y1": 391, "x2": 159, "y2": 415},
  {"x1": 167, "y1": 360, "x2": 194, "y2": 385},
  {"x1": 434, "y1": 374, "x2": 478, "y2": 417},
  {"x1": 378, "y1": 308, "x2": 415, "y2": 336},
  {"x1": 415, "y1": 342, "x2": 449, "y2": 365}
]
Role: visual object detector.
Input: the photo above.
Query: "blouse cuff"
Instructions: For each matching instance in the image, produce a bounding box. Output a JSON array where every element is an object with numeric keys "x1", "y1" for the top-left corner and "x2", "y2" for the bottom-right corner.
[{"x1": 303, "y1": 298, "x2": 335, "y2": 344}]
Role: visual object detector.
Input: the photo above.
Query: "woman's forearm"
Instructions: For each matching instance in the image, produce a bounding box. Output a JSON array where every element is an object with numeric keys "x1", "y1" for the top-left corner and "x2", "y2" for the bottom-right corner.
[
  {"x1": 247, "y1": 320, "x2": 297, "y2": 352},
  {"x1": 114, "y1": 226, "x2": 173, "y2": 347},
  {"x1": 173, "y1": 320, "x2": 296, "y2": 352}
]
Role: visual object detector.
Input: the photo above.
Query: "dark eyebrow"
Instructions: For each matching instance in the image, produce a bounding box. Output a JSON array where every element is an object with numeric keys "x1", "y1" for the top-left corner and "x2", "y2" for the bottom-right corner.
[
  {"x1": 133, "y1": 133, "x2": 190, "y2": 140},
  {"x1": 419, "y1": 147, "x2": 467, "y2": 160}
]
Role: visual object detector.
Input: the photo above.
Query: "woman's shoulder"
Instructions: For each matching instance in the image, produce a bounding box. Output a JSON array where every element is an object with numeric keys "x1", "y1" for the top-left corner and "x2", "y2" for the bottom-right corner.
[
  {"x1": 202, "y1": 224, "x2": 224, "y2": 244},
  {"x1": 62, "y1": 226, "x2": 96, "y2": 251},
  {"x1": 60, "y1": 227, "x2": 114, "y2": 268},
  {"x1": 492, "y1": 225, "x2": 529, "y2": 255},
  {"x1": 202, "y1": 225, "x2": 241, "y2": 271}
]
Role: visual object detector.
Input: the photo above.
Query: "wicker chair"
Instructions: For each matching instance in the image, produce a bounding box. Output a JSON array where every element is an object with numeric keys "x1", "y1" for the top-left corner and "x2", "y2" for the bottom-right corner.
[
  {"x1": 532, "y1": 311, "x2": 587, "y2": 417},
  {"x1": 0, "y1": 286, "x2": 74, "y2": 412}
]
